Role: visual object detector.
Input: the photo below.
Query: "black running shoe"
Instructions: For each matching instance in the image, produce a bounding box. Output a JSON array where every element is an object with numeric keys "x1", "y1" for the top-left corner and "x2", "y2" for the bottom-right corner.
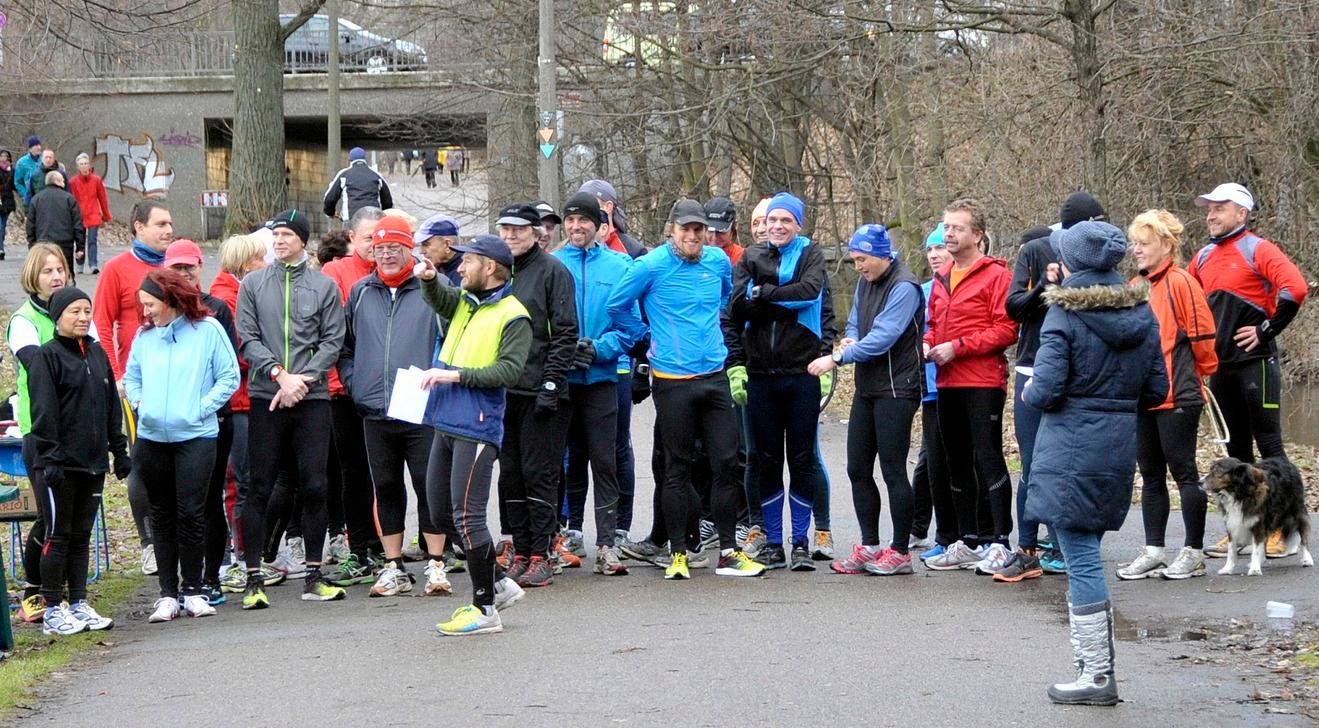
[
  {"x1": 790, "y1": 542, "x2": 816, "y2": 571},
  {"x1": 756, "y1": 545, "x2": 787, "y2": 570}
]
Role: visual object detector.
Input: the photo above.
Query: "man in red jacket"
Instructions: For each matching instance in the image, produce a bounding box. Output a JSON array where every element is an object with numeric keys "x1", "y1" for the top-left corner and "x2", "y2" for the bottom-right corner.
[
  {"x1": 92, "y1": 199, "x2": 173, "y2": 577},
  {"x1": 922, "y1": 198, "x2": 1019, "y2": 574},
  {"x1": 67, "y1": 153, "x2": 111, "y2": 275}
]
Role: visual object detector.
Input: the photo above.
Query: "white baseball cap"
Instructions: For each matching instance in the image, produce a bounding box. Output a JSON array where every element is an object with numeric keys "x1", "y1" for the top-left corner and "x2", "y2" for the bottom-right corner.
[{"x1": 1195, "y1": 182, "x2": 1254, "y2": 211}]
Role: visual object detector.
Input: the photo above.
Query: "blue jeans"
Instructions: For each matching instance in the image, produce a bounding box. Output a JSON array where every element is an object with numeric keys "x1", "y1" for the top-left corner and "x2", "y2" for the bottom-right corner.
[
  {"x1": 85, "y1": 225, "x2": 100, "y2": 268},
  {"x1": 1013, "y1": 371, "x2": 1050, "y2": 549},
  {"x1": 1053, "y1": 526, "x2": 1109, "y2": 607}
]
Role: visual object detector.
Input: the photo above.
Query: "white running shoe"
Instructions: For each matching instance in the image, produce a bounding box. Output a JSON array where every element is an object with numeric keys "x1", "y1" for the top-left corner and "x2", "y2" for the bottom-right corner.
[
  {"x1": 1116, "y1": 547, "x2": 1167, "y2": 580},
  {"x1": 369, "y1": 564, "x2": 414, "y2": 597},
  {"x1": 269, "y1": 548, "x2": 306, "y2": 579},
  {"x1": 287, "y1": 536, "x2": 306, "y2": 565},
  {"x1": 148, "y1": 597, "x2": 181, "y2": 623},
  {"x1": 924, "y1": 540, "x2": 985, "y2": 571},
  {"x1": 973, "y1": 543, "x2": 1015, "y2": 575},
  {"x1": 493, "y1": 576, "x2": 525, "y2": 611},
  {"x1": 1159, "y1": 547, "x2": 1206, "y2": 580},
  {"x1": 68, "y1": 600, "x2": 114, "y2": 630},
  {"x1": 183, "y1": 594, "x2": 216, "y2": 618},
  {"x1": 42, "y1": 604, "x2": 89, "y2": 636},
  {"x1": 141, "y1": 544, "x2": 158, "y2": 575},
  {"x1": 324, "y1": 534, "x2": 351, "y2": 565},
  {"x1": 424, "y1": 560, "x2": 453, "y2": 596}
]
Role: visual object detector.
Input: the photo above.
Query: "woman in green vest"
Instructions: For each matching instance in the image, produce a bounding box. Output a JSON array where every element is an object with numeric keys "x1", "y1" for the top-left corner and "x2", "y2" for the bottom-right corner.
[{"x1": 7, "y1": 243, "x2": 77, "y2": 623}]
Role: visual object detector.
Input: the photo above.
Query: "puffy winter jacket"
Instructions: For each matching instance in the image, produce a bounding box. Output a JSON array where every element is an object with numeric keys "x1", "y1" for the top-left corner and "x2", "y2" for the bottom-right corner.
[
  {"x1": 1022, "y1": 269, "x2": 1167, "y2": 532},
  {"x1": 607, "y1": 243, "x2": 731, "y2": 378},
  {"x1": 235, "y1": 255, "x2": 345, "y2": 402},
  {"x1": 322, "y1": 160, "x2": 393, "y2": 221},
  {"x1": 341, "y1": 274, "x2": 441, "y2": 419},
  {"x1": 723, "y1": 235, "x2": 832, "y2": 374},
  {"x1": 123, "y1": 315, "x2": 240, "y2": 443},
  {"x1": 552, "y1": 243, "x2": 644, "y2": 385},
  {"x1": 924, "y1": 255, "x2": 1017, "y2": 390}
]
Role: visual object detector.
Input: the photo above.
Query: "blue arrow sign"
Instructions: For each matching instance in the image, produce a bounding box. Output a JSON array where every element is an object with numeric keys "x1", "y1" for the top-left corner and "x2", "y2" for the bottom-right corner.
[{"x1": 540, "y1": 143, "x2": 556, "y2": 159}]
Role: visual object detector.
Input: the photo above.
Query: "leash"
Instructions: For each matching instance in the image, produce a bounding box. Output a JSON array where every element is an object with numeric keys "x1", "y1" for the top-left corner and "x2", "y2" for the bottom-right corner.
[{"x1": 1202, "y1": 382, "x2": 1229, "y2": 458}]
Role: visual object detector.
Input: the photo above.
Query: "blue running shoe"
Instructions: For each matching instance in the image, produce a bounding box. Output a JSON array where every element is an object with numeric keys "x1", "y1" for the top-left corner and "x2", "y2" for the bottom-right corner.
[{"x1": 920, "y1": 543, "x2": 947, "y2": 562}]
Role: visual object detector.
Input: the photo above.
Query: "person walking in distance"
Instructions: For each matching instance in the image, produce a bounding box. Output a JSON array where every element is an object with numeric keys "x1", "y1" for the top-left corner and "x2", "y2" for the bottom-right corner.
[
  {"x1": 126, "y1": 271, "x2": 239, "y2": 622},
  {"x1": 235, "y1": 209, "x2": 348, "y2": 608},
  {"x1": 25, "y1": 171, "x2": 84, "y2": 284},
  {"x1": 93, "y1": 200, "x2": 174, "y2": 577},
  {"x1": 28, "y1": 286, "x2": 131, "y2": 635},
  {"x1": 323, "y1": 147, "x2": 393, "y2": 223},
  {"x1": 922, "y1": 198, "x2": 1020, "y2": 574},
  {"x1": 67, "y1": 152, "x2": 112, "y2": 274},
  {"x1": 809, "y1": 225, "x2": 924, "y2": 576},
  {"x1": 417, "y1": 234, "x2": 533, "y2": 635},
  {"x1": 1, "y1": 150, "x2": 20, "y2": 261},
  {"x1": 1117, "y1": 210, "x2": 1218, "y2": 581},
  {"x1": 608, "y1": 199, "x2": 765, "y2": 580}
]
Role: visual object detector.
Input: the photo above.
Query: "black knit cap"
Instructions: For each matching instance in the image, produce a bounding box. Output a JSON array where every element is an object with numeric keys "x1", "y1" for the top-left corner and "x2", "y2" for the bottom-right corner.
[
  {"x1": 265, "y1": 209, "x2": 310, "y2": 243},
  {"x1": 562, "y1": 192, "x2": 604, "y2": 225},
  {"x1": 49, "y1": 286, "x2": 91, "y2": 324},
  {"x1": 1059, "y1": 192, "x2": 1106, "y2": 230}
]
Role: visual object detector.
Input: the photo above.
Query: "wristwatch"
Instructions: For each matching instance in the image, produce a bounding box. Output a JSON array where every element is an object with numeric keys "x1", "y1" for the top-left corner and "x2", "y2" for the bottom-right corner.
[
  {"x1": 543, "y1": 381, "x2": 557, "y2": 393},
  {"x1": 832, "y1": 351, "x2": 844, "y2": 365},
  {"x1": 270, "y1": 365, "x2": 283, "y2": 381}
]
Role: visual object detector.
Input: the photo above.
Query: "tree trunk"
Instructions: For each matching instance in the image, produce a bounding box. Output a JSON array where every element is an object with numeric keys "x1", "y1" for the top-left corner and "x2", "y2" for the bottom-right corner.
[
  {"x1": 1066, "y1": 0, "x2": 1107, "y2": 200},
  {"x1": 226, "y1": 0, "x2": 287, "y2": 235}
]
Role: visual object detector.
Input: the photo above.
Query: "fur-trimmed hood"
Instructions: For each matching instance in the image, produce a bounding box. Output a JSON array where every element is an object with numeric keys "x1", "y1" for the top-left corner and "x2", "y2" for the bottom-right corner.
[{"x1": 1044, "y1": 276, "x2": 1152, "y2": 350}]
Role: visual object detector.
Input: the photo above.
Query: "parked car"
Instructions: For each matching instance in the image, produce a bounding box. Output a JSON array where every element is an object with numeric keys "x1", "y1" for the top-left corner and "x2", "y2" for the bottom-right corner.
[{"x1": 280, "y1": 14, "x2": 428, "y2": 72}]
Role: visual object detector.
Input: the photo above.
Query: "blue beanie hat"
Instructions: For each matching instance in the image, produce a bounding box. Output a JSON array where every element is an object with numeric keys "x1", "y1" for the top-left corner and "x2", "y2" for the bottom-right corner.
[
  {"x1": 924, "y1": 223, "x2": 945, "y2": 249},
  {"x1": 349, "y1": 147, "x2": 366, "y2": 162},
  {"x1": 26, "y1": 135, "x2": 41, "y2": 149},
  {"x1": 849, "y1": 224, "x2": 894, "y2": 259},
  {"x1": 766, "y1": 192, "x2": 804, "y2": 226},
  {"x1": 1059, "y1": 221, "x2": 1127, "y2": 274}
]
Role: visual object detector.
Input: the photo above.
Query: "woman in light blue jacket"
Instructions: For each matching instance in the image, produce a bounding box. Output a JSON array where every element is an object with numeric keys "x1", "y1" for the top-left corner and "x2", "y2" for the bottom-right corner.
[{"x1": 124, "y1": 269, "x2": 239, "y2": 623}]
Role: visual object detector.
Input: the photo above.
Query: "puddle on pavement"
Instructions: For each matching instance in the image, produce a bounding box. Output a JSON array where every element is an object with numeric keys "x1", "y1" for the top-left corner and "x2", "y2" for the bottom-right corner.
[{"x1": 1111, "y1": 611, "x2": 1214, "y2": 643}]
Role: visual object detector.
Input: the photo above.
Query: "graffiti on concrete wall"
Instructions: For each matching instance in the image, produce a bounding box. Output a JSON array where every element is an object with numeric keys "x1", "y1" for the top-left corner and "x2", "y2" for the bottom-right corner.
[
  {"x1": 159, "y1": 129, "x2": 202, "y2": 148},
  {"x1": 95, "y1": 133, "x2": 175, "y2": 197}
]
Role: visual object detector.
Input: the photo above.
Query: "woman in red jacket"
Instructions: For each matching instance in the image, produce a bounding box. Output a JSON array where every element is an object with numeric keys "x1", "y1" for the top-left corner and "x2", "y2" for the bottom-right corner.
[
  {"x1": 67, "y1": 153, "x2": 112, "y2": 275},
  {"x1": 209, "y1": 234, "x2": 269, "y2": 594},
  {"x1": 1118, "y1": 210, "x2": 1218, "y2": 582}
]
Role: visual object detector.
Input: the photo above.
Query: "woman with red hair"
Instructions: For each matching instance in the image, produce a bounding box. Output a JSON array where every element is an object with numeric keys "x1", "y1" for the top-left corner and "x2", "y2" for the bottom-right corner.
[{"x1": 124, "y1": 269, "x2": 239, "y2": 623}]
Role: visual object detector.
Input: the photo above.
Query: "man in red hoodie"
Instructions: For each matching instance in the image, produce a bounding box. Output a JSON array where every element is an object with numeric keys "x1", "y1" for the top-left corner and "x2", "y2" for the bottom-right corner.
[
  {"x1": 67, "y1": 153, "x2": 111, "y2": 275},
  {"x1": 922, "y1": 197, "x2": 1019, "y2": 573},
  {"x1": 320, "y1": 206, "x2": 386, "y2": 584},
  {"x1": 93, "y1": 199, "x2": 173, "y2": 577}
]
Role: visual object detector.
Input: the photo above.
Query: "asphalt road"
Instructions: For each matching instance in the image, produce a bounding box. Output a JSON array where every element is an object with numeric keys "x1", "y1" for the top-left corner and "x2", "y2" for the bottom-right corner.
[{"x1": 14, "y1": 405, "x2": 1317, "y2": 726}]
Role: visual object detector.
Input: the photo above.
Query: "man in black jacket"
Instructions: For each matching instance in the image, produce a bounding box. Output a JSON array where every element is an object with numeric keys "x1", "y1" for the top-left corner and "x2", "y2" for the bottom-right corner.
[
  {"x1": 26, "y1": 171, "x2": 85, "y2": 284},
  {"x1": 721, "y1": 192, "x2": 832, "y2": 572},
  {"x1": 322, "y1": 147, "x2": 393, "y2": 223},
  {"x1": 340, "y1": 215, "x2": 453, "y2": 598},
  {"x1": 493, "y1": 203, "x2": 578, "y2": 588}
]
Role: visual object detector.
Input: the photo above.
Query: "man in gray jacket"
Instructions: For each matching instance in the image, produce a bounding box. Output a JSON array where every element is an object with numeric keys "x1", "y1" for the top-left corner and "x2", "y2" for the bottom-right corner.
[
  {"x1": 236, "y1": 209, "x2": 347, "y2": 608},
  {"x1": 340, "y1": 215, "x2": 454, "y2": 598}
]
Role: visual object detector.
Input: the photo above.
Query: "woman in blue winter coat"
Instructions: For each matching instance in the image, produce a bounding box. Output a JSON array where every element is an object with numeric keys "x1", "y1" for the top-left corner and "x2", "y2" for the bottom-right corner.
[
  {"x1": 124, "y1": 270, "x2": 239, "y2": 624},
  {"x1": 1022, "y1": 221, "x2": 1167, "y2": 707}
]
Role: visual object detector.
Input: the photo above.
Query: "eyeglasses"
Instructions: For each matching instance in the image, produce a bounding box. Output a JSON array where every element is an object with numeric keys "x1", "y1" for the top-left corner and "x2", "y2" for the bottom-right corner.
[{"x1": 374, "y1": 244, "x2": 406, "y2": 257}]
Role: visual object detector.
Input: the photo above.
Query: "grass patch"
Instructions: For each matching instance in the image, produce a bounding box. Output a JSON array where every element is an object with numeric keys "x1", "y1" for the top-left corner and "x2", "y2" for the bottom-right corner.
[
  {"x1": 1, "y1": 572, "x2": 143, "y2": 717},
  {"x1": 1296, "y1": 649, "x2": 1319, "y2": 670}
]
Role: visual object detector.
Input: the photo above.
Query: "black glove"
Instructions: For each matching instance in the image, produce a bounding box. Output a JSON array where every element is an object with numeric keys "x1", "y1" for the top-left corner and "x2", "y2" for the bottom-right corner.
[
  {"x1": 750, "y1": 282, "x2": 778, "y2": 301},
  {"x1": 572, "y1": 339, "x2": 596, "y2": 370},
  {"x1": 627, "y1": 334, "x2": 651, "y2": 361},
  {"x1": 631, "y1": 366, "x2": 652, "y2": 405},
  {"x1": 113, "y1": 453, "x2": 132, "y2": 480},
  {"x1": 536, "y1": 387, "x2": 559, "y2": 415},
  {"x1": 43, "y1": 464, "x2": 65, "y2": 490}
]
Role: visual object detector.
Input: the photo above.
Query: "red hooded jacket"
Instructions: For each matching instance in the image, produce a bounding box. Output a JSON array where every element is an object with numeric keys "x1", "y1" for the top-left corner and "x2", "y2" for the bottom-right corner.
[
  {"x1": 209, "y1": 270, "x2": 251, "y2": 412},
  {"x1": 924, "y1": 255, "x2": 1017, "y2": 390}
]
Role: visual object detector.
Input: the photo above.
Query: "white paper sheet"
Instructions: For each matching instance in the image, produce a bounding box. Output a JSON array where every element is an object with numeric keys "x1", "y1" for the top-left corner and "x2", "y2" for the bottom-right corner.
[{"x1": 386, "y1": 366, "x2": 429, "y2": 424}]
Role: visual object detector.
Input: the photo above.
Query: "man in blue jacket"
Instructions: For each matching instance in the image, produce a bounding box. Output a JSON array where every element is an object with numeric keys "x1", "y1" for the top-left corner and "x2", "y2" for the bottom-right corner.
[
  {"x1": 552, "y1": 193, "x2": 644, "y2": 576},
  {"x1": 607, "y1": 198, "x2": 765, "y2": 581}
]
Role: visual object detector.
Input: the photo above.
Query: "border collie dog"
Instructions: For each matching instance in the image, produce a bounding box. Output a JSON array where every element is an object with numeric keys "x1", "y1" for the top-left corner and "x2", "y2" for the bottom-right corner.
[{"x1": 1203, "y1": 456, "x2": 1313, "y2": 577}]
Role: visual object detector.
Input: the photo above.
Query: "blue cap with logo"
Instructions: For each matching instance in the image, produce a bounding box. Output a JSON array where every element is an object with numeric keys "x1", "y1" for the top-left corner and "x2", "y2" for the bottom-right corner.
[{"x1": 848, "y1": 224, "x2": 894, "y2": 259}]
